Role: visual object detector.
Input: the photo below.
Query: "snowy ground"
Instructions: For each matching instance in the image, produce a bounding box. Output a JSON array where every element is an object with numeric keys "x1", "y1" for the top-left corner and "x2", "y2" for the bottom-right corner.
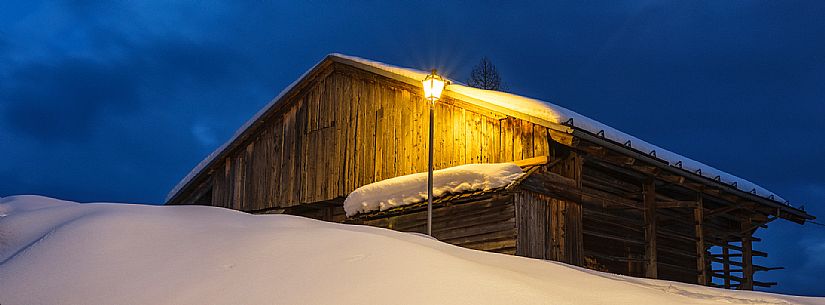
[{"x1": 1, "y1": 195, "x2": 822, "y2": 305}]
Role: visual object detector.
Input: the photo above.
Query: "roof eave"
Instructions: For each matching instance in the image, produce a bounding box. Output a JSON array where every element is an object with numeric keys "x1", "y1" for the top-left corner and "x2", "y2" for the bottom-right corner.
[{"x1": 572, "y1": 129, "x2": 814, "y2": 223}]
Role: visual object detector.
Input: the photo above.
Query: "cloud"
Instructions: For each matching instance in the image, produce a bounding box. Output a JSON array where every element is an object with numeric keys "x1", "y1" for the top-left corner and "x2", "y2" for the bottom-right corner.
[
  {"x1": 805, "y1": 240, "x2": 825, "y2": 267},
  {"x1": 191, "y1": 123, "x2": 217, "y2": 147},
  {"x1": 1, "y1": 58, "x2": 140, "y2": 142}
]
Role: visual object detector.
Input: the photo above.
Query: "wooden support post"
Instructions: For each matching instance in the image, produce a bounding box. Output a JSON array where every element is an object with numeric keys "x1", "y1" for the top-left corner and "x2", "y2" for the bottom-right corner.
[
  {"x1": 741, "y1": 221, "x2": 754, "y2": 290},
  {"x1": 643, "y1": 179, "x2": 658, "y2": 278},
  {"x1": 722, "y1": 246, "x2": 731, "y2": 289},
  {"x1": 694, "y1": 193, "x2": 707, "y2": 285},
  {"x1": 561, "y1": 152, "x2": 584, "y2": 266}
]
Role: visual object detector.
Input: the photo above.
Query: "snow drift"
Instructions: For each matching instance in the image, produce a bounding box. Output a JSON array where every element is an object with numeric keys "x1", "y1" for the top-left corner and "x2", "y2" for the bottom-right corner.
[
  {"x1": 343, "y1": 163, "x2": 524, "y2": 217},
  {"x1": 1, "y1": 195, "x2": 822, "y2": 305}
]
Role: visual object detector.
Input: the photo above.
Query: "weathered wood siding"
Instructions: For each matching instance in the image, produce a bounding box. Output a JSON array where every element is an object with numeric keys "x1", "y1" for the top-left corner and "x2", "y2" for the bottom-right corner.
[
  {"x1": 515, "y1": 190, "x2": 582, "y2": 264},
  {"x1": 178, "y1": 63, "x2": 551, "y2": 210},
  {"x1": 351, "y1": 194, "x2": 517, "y2": 253}
]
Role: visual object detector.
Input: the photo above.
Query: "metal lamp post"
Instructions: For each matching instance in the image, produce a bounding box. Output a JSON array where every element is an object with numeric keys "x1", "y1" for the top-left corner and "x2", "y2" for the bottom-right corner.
[{"x1": 421, "y1": 69, "x2": 446, "y2": 237}]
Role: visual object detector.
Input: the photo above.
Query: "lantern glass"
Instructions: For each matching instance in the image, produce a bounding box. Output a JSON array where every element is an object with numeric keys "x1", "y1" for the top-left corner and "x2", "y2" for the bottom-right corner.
[{"x1": 422, "y1": 72, "x2": 445, "y2": 102}]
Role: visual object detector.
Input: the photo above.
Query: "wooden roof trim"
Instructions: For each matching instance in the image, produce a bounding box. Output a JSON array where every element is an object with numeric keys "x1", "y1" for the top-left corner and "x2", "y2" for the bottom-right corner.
[{"x1": 572, "y1": 129, "x2": 814, "y2": 222}]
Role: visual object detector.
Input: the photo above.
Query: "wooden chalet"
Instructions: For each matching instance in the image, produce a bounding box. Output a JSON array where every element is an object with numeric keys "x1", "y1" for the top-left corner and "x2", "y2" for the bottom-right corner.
[{"x1": 166, "y1": 54, "x2": 815, "y2": 290}]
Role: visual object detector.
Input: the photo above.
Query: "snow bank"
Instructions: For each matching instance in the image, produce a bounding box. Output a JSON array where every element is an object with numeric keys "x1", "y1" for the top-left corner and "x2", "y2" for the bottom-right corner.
[
  {"x1": 343, "y1": 163, "x2": 523, "y2": 217},
  {"x1": 0, "y1": 195, "x2": 822, "y2": 305}
]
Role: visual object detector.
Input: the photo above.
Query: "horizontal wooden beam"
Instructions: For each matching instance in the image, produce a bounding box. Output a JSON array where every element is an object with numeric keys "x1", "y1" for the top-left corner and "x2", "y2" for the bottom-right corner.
[
  {"x1": 657, "y1": 200, "x2": 699, "y2": 209},
  {"x1": 706, "y1": 240, "x2": 768, "y2": 257},
  {"x1": 709, "y1": 272, "x2": 778, "y2": 287},
  {"x1": 513, "y1": 156, "x2": 549, "y2": 168}
]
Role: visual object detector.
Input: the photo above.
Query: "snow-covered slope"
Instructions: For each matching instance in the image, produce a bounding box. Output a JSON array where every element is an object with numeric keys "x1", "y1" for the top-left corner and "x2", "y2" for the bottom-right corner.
[
  {"x1": 1, "y1": 195, "x2": 821, "y2": 305},
  {"x1": 343, "y1": 163, "x2": 523, "y2": 216}
]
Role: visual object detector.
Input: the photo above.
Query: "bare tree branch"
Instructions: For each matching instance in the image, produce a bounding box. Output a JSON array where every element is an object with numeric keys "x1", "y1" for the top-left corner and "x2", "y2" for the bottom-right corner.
[{"x1": 468, "y1": 57, "x2": 502, "y2": 90}]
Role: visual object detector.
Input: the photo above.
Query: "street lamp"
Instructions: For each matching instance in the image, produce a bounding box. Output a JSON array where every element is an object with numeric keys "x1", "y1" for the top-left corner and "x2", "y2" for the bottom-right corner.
[{"x1": 422, "y1": 69, "x2": 446, "y2": 237}]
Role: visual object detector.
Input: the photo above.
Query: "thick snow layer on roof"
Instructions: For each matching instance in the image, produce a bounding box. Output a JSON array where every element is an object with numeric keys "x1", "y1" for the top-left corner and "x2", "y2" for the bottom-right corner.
[
  {"x1": 2, "y1": 195, "x2": 822, "y2": 305},
  {"x1": 343, "y1": 163, "x2": 524, "y2": 217},
  {"x1": 168, "y1": 53, "x2": 788, "y2": 205}
]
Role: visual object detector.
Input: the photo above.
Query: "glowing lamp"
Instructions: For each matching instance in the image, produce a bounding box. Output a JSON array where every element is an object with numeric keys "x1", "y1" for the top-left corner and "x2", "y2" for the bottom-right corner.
[{"x1": 422, "y1": 69, "x2": 446, "y2": 103}]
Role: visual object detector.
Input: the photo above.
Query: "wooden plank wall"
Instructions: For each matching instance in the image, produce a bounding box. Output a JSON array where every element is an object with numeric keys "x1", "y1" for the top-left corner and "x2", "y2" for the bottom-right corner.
[
  {"x1": 515, "y1": 190, "x2": 572, "y2": 261},
  {"x1": 515, "y1": 191, "x2": 549, "y2": 258},
  {"x1": 190, "y1": 64, "x2": 550, "y2": 211},
  {"x1": 515, "y1": 189, "x2": 583, "y2": 265},
  {"x1": 352, "y1": 194, "x2": 518, "y2": 254}
]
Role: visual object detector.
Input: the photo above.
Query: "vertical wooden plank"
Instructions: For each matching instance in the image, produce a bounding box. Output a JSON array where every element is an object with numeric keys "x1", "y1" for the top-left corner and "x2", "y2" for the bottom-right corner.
[
  {"x1": 550, "y1": 198, "x2": 565, "y2": 261},
  {"x1": 502, "y1": 118, "x2": 513, "y2": 162},
  {"x1": 741, "y1": 221, "x2": 754, "y2": 290},
  {"x1": 385, "y1": 86, "x2": 395, "y2": 178},
  {"x1": 298, "y1": 97, "x2": 308, "y2": 204},
  {"x1": 481, "y1": 116, "x2": 490, "y2": 163},
  {"x1": 643, "y1": 179, "x2": 658, "y2": 278},
  {"x1": 324, "y1": 74, "x2": 335, "y2": 200},
  {"x1": 442, "y1": 103, "x2": 453, "y2": 168},
  {"x1": 374, "y1": 88, "x2": 384, "y2": 182},
  {"x1": 331, "y1": 73, "x2": 343, "y2": 198},
  {"x1": 694, "y1": 193, "x2": 707, "y2": 285},
  {"x1": 309, "y1": 85, "x2": 320, "y2": 202},
  {"x1": 232, "y1": 153, "x2": 244, "y2": 210},
  {"x1": 379, "y1": 85, "x2": 390, "y2": 181},
  {"x1": 270, "y1": 121, "x2": 282, "y2": 206},
  {"x1": 522, "y1": 120, "x2": 534, "y2": 159},
  {"x1": 279, "y1": 109, "x2": 293, "y2": 206},
  {"x1": 400, "y1": 89, "x2": 412, "y2": 175},
  {"x1": 412, "y1": 90, "x2": 424, "y2": 173},
  {"x1": 357, "y1": 79, "x2": 369, "y2": 187},
  {"x1": 225, "y1": 157, "x2": 233, "y2": 208},
  {"x1": 452, "y1": 104, "x2": 463, "y2": 166},
  {"x1": 282, "y1": 106, "x2": 292, "y2": 206},
  {"x1": 458, "y1": 108, "x2": 467, "y2": 165},
  {"x1": 292, "y1": 98, "x2": 305, "y2": 205},
  {"x1": 722, "y1": 246, "x2": 731, "y2": 289},
  {"x1": 365, "y1": 80, "x2": 376, "y2": 185},
  {"x1": 350, "y1": 78, "x2": 362, "y2": 193},
  {"x1": 441, "y1": 103, "x2": 453, "y2": 167},
  {"x1": 491, "y1": 117, "x2": 500, "y2": 163},
  {"x1": 513, "y1": 118, "x2": 523, "y2": 161},
  {"x1": 391, "y1": 87, "x2": 402, "y2": 178},
  {"x1": 474, "y1": 112, "x2": 483, "y2": 163},
  {"x1": 534, "y1": 125, "x2": 548, "y2": 157},
  {"x1": 244, "y1": 142, "x2": 255, "y2": 211}
]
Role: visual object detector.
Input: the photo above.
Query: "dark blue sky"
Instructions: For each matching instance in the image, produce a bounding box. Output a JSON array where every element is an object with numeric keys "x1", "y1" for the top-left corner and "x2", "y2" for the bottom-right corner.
[{"x1": 1, "y1": 0, "x2": 823, "y2": 296}]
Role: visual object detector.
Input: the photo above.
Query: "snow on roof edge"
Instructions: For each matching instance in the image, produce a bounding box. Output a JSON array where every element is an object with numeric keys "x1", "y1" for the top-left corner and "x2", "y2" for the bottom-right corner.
[
  {"x1": 343, "y1": 163, "x2": 525, "y2": 217},
  {"x1": 167, "y1": 53, "x2": 793, "y2": 207}
]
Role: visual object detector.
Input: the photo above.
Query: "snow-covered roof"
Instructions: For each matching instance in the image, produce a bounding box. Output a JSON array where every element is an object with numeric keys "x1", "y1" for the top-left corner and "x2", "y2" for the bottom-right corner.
[
  {"x1": 167, "y1": 53, "x2": 792, "y2": 207},
  {"x1": 343, "y1": 163, "x2": 525, "y2": 217}
]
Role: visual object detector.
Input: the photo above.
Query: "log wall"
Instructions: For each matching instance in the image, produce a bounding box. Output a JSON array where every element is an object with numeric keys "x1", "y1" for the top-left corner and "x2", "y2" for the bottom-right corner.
[{"x1": 350, "y1": 194, "x2": 518, "y2": 254}]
